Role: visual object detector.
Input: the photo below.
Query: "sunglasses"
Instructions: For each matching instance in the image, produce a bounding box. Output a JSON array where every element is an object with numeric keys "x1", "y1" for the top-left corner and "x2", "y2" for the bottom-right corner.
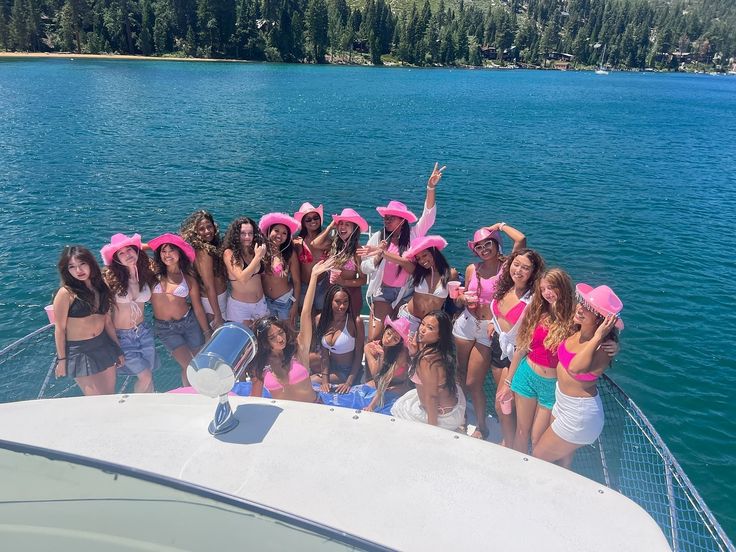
[
  {"x1": 473, "y1": 241, "x2": 495, "y2": 252},
  {"x1": 303, "y1": 215, "x2": 320, "y2": 223}
]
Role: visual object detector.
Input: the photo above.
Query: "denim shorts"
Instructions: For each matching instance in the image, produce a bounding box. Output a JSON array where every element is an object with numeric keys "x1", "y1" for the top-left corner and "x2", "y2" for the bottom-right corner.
[
  {"x1": 154, "y1": 309, "x2": 204, "y2": 352},
  {"x1": 374, "y1": 285, "x2": 412, "y2": 305},
  {"x1": 510, "y1": 356, "x2": 556, "y2": 410},
  {"x1": 116, "y1": 322, "x2": 159, "y2": 376},
  {"x1": 300, "y1": 276, "x2": 328, "y2": 311},
  {"x1": 266, "y1": 291, "x2": 294, "y2": 320}
]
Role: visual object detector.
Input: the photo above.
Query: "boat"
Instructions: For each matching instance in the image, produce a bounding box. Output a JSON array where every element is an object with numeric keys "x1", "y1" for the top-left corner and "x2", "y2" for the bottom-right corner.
[
  {"x1": 0, "y1": 322, "x2": 733, "y2": 551},
  {"x1": 595, "y1": 45, "x2": 610, "y2": 75}
]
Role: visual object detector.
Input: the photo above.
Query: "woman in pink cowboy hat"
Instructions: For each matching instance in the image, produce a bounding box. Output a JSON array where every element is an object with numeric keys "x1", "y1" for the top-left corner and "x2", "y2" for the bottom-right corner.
[
  {"x1": 360, "y1": 163, "x2": 445, "y2": 341},
  {"x1": 101, "y1": 233, "x2": 159, "y2": 393},
  {"x1": 149, "y1": 233, "x2": 211, "y2": 386},
  {"x1": 52, "y1": 245, "x2": 124, "y2": 396},
  {"x1": 294, "y1": 202, "x2": 332, "y2": 312},
  {"x1": 221, "y1": 217, "x2": 269, "y2": 327},
  {"x1": 379, "y1": 235, "x2": 457, "y2": 335},
  {"x1": 363, "y1": 316, "x2": 413, "y2": 412},
  {"x1": 326, "y1": 208, "x2": 368, "y2": 314},
  {"x1": 452, "y1": 222, "x2": 526, "y2": 439},
  {"x1": 533, "y1": 283, "x2": 622, "y2": 467},
  {"x1": 259, "y1": 212, "x2": 302, "y2": 327},
  {"x1": 180, "y1": 210, "x2": 228, "y2": 330}
]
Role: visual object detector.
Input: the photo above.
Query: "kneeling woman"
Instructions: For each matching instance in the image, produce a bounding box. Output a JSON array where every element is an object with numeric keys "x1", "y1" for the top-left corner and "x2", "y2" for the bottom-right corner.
[
  {"x1": 391, "y1": 310, "x2": 466, "y2": 431},
  {"x1": 533, "y1": 283, "x2": 622, "y2": 467},
  {"x1": 149, "y1": 233, "x2": 211, "y2": 385},
  {"x1": 250, "y1": 259, "x2": 333, "y2": 402},
  {"x1": 53, "y1": 246, "x2": 123, "y2": 396},
  {"x1": 363, "y1": 316, "x2": 412, "y2": 412}
]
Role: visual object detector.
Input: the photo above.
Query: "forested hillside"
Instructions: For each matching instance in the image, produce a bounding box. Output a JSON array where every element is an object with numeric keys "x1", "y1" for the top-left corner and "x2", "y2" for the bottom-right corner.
[{"x1": 1, "y1": 0, "x2": 734, "y2": 69}]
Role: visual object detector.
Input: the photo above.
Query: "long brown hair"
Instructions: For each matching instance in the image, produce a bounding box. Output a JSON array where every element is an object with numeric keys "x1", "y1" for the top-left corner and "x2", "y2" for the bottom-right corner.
[
  {"x1": 103, "y1": 247, "x2": 157, "y2": 297},
  {"x1": 56, "y1": 246, "x2": 111, "y2": 314},
  {"x1": 493, "y1": 248, "x2": 545, "y2": 302}
]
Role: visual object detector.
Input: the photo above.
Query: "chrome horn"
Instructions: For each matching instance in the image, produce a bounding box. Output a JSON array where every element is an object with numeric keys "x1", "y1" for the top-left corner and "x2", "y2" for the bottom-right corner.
[{"x1": 186, "y1": 322, "x2": 257, "y2": 435}]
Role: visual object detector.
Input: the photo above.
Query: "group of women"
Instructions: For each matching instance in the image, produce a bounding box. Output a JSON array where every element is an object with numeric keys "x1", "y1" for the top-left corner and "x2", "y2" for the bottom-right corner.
[{"x1": 51, "y1": 163, "x2": 623, "y2": 467}]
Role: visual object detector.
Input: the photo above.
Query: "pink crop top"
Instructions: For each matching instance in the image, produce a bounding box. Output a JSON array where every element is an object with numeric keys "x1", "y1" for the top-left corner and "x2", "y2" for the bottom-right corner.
[
  {"x1": 467, "y1": 268, "x2": 500, "y2": 305},
  {"x1": 558, "y1": 340, "x2": 598, "y2": 382},
  {"x1": 262, "y1": 359, "x2": 310, "y2": 392},
  {"x1": 382, "y1": 243, "x2": 409, "y2": 287},
  {"x1": 527, "y1": 325, "x2": 558, "y2": 369},
  {"x1": 492, "y1": 297, "x2": 527, "y2": 325}
]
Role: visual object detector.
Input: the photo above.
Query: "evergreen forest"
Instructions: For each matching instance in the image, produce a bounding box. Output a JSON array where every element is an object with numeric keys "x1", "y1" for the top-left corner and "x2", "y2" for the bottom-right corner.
[{"x1": 1, "y1": 0, "x2": 735, "y2": 69}]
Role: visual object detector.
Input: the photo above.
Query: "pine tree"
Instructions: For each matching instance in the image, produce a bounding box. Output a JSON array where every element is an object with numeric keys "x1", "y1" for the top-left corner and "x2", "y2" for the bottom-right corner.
[{"x1": 305, "y1": 0, "x2": 328, "y2": 62}]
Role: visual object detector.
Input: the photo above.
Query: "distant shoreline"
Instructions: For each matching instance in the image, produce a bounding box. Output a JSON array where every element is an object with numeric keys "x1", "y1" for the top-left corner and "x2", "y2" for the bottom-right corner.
[{"x1": 0, "y1": 52, "x2": 251, "y2": 63}]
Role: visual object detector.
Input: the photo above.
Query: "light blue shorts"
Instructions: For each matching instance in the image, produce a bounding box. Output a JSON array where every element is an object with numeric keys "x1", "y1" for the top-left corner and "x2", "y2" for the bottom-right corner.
[
  {"x1": 116, "y1": 322, "x2": 159, "y2": 375},
  {"x1": 510, "y1": 356, "x2": 556, "y2": 410},
  {"x1": 266, "y1": 291, "x2": 294, "y2": 320},
  {"x1": 373, "y1": 285, "x2": 412, "y2": 305}
]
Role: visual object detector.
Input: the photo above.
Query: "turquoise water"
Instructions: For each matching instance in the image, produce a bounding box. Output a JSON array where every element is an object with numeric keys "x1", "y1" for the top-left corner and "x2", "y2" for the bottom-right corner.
[{"x1": 1, "y1": 59, "x2": 735, "y2": 536}]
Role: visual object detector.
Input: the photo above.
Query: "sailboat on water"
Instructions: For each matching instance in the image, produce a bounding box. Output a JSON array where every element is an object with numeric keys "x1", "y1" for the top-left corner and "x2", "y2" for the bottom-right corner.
[{"x1": 595, "y1": 44, "x2": 609, "y2": 75}]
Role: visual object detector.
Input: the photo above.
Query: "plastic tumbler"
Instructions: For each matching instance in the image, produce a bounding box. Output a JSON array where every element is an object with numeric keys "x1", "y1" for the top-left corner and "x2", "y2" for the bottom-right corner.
[
  {"x1": 447, "y1": 281, "x2": 461, "y2": 299},
  {"x1": 44, "y1": 305, "x2": 55, "y2": 324},
  {"x1": 500, "y1": 396, "x2": 513, "y2": 415}
]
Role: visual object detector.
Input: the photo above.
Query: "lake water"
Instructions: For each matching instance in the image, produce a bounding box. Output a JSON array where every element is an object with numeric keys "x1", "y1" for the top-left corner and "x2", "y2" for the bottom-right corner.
[{"x1": 1, "y1": 58, "x2": 735, "y2": 537}]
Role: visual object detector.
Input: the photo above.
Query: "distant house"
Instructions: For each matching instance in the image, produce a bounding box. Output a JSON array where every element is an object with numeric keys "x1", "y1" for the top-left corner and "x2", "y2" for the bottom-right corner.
[
  {"x1": 547, "y1": 52, "x2": 574, "y2": 62},
  {"x1": 480, "y1": 46, "x2": 497, "y2": 60},
  {"x1": 554, "y1": 61, "x2": 572, "y2": 70}
]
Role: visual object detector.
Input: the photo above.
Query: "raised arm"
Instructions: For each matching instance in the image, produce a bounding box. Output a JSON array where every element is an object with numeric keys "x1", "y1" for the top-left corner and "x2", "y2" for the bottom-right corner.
[
  {"x1": 382, "y1": 249, "x2": 416, "y2": 273},
  {"x1": 311, "y1": 220, "x2": 336, "y2": 250},
  {"x1": 568, "y1": 316, "x2": 619, "y2": 376},
  {"x1": 414, "y1": 163, "x2": 445, "y2": 237},
  {"x1": 223, "y1": 244, "x2": 266, "y2": 284},
  {"x1": 297, "y1": 259, "x2": 335, "y2": 365},
  {"x1": 487, "y1": 222, "x2": 526, "y2": 253},
  {"x1": 288, "y1": 253, "x2": 302, "y2": 328}
]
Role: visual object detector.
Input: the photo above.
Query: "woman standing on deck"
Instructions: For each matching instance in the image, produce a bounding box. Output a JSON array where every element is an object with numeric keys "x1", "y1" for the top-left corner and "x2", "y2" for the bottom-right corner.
[
  {"x1": 313, "y1": 283, "x2": 365, "y2": 393},
  {"x1": 452, "y1": 223, "x2": 526, "y2": 439},
  {"x1": 101, "y1": 233, "x2": 158, "y2": 393},
  {"x1": 361, "y1": 163, "x2": 445, "y2": 342},
  {"x1": 249, "y1": 259, "x2": 334, "y2": 403},
  {"x1": 293, "y1": 202, "x2": 332, "y2": 312},
  {"x1": 52, "y1": 246, "x2": 123, "y2": 396},
  {"x1": 259, "y1": 213, "x2": 302, "y2": 327},
  {"x1": 504, "y1": 269, "x2": 575, "y2": 453},
  {"x1": 327, "y1": 208, "x2": 368, "y2": 314},
  {"x1": 533, "y1": 284, "x2": 622, "y2": 467},
  {"x1": 222, "y1": 217, "x2": 269, "y2": 326},
  {"x1": 180, "y1": 210, "x2": 228, "y2": 330},
  {"x1": 149, "y1": 233, "x2": 211, "y2": 386},
  {"x1": 391, "y1": 310, "x2": 466, "y2": 431}
]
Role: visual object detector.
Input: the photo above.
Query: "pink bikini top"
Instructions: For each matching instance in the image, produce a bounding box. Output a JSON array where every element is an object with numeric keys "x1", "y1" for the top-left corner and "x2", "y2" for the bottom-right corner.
[
  {"x1": 527, "y1": 324, "x2": 558, "y2": 369},
  {"x1": 492, "y1": 297, "x2": 527, "y2": 325},
  {"x1": 343, "y1": 257, "x2": 357, "y2": 272},
  {"x1": 557, "y1": 340, "x2": 598, "y2": 381},
  {"x1": 467, "y1": 266, "x2": 500, "y2": 305},
  {"x1": 262, "y1": 359, "x2": 310, "y2": 392}
]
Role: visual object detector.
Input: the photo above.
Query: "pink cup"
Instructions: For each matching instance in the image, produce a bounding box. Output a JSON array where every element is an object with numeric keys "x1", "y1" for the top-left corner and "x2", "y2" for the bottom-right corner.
[
  {"x1": 465, "y1": 290, "x2": 478, "y2": 306},
  {"x1": 447, "y1": 281, "x2": 461, "y2": 299},
  {"x1": 44, "y1": 305, "x2": 55, "y2": 324},
  {"x1": 500, "y1": 396, "x2": 513, "y2": 415},
  {"x1": 329, "y1": 268, "x2": 341, "y2": 284}
]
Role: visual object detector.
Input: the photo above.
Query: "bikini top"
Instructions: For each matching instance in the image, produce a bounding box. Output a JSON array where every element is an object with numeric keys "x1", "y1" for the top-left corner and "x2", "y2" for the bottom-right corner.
[
  {"x1": 67, "y1": 294, "x2": 108, "y2": 318},
  {"x1": 115, "y1": 283, "x2": 152, "y2": 304},
  {"x1": 343, "y1": 256, "x2": 357, "y2": 272},
  {"x1": 558, "y1": 340, "x2": 598, "y2": 382},
  {"x1": 415, "y1": 276, "x2": 448, "y2": 299},
  {"x1": 321, "y1": 317, "x2": 355, "y2": 355},
  {"x1": 527, "y1": 324, "x2": 558, "y2": 369},
  {"x1": 262, "y1": 359, "x2": 310, "y2": 392},
  {"x1": 153, "y1": 275, "x2": 189, "y2": 298},
  {"x1": 467, "y1": 265, "x2": 500, "y2": 304},
  {"x1": 492, "y1": 295, "x2": 528, "y2": 325}
]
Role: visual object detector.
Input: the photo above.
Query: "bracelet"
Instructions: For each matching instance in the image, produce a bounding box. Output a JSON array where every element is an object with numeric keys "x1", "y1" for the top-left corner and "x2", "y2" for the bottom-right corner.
[
  {"x1": 56, "y1": 357, "x2": 66, "y2": 361},
  {"x1": 499, "y1": 222, "x2": 506, "y2": 231},
  {"x1": 354, "y1": 271, "x2": 360, "y2": 280},
  {"x1": 504, "y1": 378, "x2": 512, "y2": 386},
  {"x1": 426, "y1": 185, "x2": 436, "y2": 190}
]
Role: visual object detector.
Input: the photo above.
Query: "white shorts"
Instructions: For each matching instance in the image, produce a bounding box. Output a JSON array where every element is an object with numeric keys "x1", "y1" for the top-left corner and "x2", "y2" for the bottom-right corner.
[
  {"x1": 397, "y1": 303, "x2": 421, "y2": 334},
  {"x1": 551, "y1": 383, "x2": 604, "y2": 445},
  {"x1": 201, "y1": 290, "x2": 228, "y2": 317},
  {"x1": 226, "y1": 295, "x2": 269, "y2": 323},
  {"x1": 452, "y1": 309, "x2": 492, "y2": 347},
  {"x1": 390, "y1": 387, "x2": 466, "y2": 432}
]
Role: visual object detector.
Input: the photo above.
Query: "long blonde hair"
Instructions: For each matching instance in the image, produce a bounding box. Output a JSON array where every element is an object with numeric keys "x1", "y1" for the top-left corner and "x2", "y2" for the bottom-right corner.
[{"x1": 516, "y1": 268, "x2": 575, "y2": 354}]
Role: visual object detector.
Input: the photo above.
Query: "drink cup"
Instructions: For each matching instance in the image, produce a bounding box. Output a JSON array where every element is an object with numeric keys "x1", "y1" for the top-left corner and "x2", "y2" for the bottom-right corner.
[
  {"x1": 465, "y1": 290, "x2": 478, "y2": 306},
  {"x1": 500, "y1": 395, "x2": 513, "y2": 415},
  {"x1": 329, "y1": 268, "x2": 341, "y2": 284},
  {"x1": 44, "y1": 305, "x2": 55, "y2": 324},
  {"x1": 447, "y1": 281, "x2": 461, "y2": 299}
]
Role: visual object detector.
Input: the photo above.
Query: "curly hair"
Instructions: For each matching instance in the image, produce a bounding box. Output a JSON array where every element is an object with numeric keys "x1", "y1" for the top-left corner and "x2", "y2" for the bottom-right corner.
[
  {"x1": 412, "y1": 310, "x2": 457, "y2": 396},
  {"x1": 103, "y1": 247, "x2": 157, "y2": 298},
  {"x1": 250, "y1": 315, "x2": 297, "y2": 383},
  {"x1": 180, "y1": 210, "x2": 225, "y2": 279},
  {"x1": 493, "y1": 248, "x2": 546, "y2": 302},
  {"x1": 330, "y1": 222, "x2": 361, "y2": 267},
  {"x1": 221, "y1": 217, "x2": 265, "y2": 270},
  {"x1": 410, "y1": 247, "x2": 452, "y2": 289},
  {"x1": 516, "y1": 268, "x2": 576, "y2": 354},
  {"x1": 56, "y1": 246, "x2": 111, "y2": 314}
]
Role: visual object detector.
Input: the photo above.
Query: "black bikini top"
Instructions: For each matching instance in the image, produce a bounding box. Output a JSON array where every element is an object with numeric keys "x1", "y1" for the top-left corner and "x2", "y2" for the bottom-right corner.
[{"x1": 67, "y1": 293, "x2": 108, "y2": 318}]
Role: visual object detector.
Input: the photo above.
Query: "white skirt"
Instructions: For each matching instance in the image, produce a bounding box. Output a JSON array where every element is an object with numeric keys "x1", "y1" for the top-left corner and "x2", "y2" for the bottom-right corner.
[
  {"x1": 391, "y1": 387, "x2": 466, "y2": 432},
  {"x1": 551, "y1": 383, "x2": 604, "y2": 445}
]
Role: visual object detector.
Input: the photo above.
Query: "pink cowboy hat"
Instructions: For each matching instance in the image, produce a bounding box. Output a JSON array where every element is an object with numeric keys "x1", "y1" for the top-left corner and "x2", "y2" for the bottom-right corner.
[
  {"x1": 467, "y1": 227, "x2": 503, "y2": 255},
  {"x1": 332, "y1": 208, "x2": 368, "y2": 233},
  {"x1": 376, "y1": 200, "x2": 417, "y2": 224},
  {"x1": 148, "y1": 233, "x2": 196, "y2": 263},
  {"x1": 384, "y1": 316, "x2": 411, "y2": 344},
  {"x1": 403, "y1": 235, "x2": 448, "y2": 259},
  {"x1": 294, "y1": 202, "x2": 324, "y2": 223},
  {"x1": 575, "y1": 283, "x2": 624, "y2": 330},
  {"x1": 259, "y1": 213, "x2": 300, "y2": 235},
  {"x1": 100, "y1": 233, "x2": 142, "y2": 266}
]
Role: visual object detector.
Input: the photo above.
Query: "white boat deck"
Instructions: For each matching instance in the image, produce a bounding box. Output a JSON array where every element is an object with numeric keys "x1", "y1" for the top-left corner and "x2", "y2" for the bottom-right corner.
[{"x1": 0, "y1": 393, "x2": 670, "y2": 551}]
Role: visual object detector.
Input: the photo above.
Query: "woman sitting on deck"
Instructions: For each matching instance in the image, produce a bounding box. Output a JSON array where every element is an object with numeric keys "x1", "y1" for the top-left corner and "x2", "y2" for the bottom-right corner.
[
  {"x1": 259, "y1": 213, "x2": 302, "y2": 327},
  {"x1": 52, "y1": 245, "x2": 123, "y2": 396},
  {"x1": 102, "y1": 233, "x2": 159, "y2": 393},
  {"x1": 149, "y1": 233, "x2": 211, "y2": 386},
  {"x1": 312, "y1": 283, "x2": 365, "y2": 393},
  {"x1": 533, "y1": 283, "x2": 622, "y2": 467},
  {"x1": 363, "y1": 316, "x2": 412, "y2": 413},
  {"x1": 391, "y1": 310, "x2": 466, "y2": 431},
  {"x1": 249, "y1": 259, "x2": 334, "y2": 403}
]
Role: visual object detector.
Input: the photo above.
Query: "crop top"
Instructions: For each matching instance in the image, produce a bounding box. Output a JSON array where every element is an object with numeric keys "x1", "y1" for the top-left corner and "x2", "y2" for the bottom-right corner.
[
  {"x1": 153, "y1": 275, "x2": 189, "y2": 298},
  {"x1": 527, "y1": 324, "x2": 558, "y2": 369},
  {"x1": 415, "y1": 276, "x2": 448, "y2": 299},
  {"x1": 492, "y1": 296, "x2": 527, "y2": 325},
  {"x1": 321, "y1": 317, "x2": 355, "y2": 355},
  {"x1": 467, "y1": 265, "x2": 500, "y2": 305},
  {"x1": 67, "y1": 294, "x2": 108, "y2": 318},
  {"x1": 382, "y1": 243, "x2": 410, "y2": 287},
  {"x1": 558, "y1": 340, "x2": 599, "y2": 382},
  {"x1": 262, "y1": 359, "x2": 310, "y2": 392}
]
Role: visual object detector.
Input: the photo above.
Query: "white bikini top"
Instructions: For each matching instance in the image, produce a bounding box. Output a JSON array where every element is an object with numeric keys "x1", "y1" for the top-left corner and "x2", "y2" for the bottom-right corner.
[
  {"x1": 153, "y1": 275, "x2": 189, "y2": 298},
  {"x1": 116, "y1": 283, "x2": 152, "y2": 304},
  {"x1": 321, "y1": 317, "x2": 356, "y2": 355},
  {"x1": 415, "y1": 276, "x2": 448, "y2": 299}
]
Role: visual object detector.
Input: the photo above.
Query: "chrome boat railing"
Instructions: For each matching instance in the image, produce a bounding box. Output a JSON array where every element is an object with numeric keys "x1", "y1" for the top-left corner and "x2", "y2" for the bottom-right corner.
[{"x1": 1, "y1": 324, "x2": 733, "y2": 551}]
